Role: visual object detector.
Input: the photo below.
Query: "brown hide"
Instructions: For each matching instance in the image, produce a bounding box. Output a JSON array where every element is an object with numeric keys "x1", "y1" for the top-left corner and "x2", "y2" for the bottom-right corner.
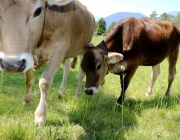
[{"x1": 82, "y1": 17, "x2": 180, "y2": 104}]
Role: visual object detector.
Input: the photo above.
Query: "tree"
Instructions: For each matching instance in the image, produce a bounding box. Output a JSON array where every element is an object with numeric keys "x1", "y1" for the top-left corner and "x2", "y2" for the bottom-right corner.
[
  {"x1": 172, "y1": 12, "x2": 180, "y2": 27},
  {"x1": 159, "y1": 12, "x2": 174, "y2": 21},
  {"x1": 105, "y1": 22, "x2": 116, "y2": 35},
  {"x1": 96, "y1": 17, "x2": 106, "y2": 35},
  {"x1": 149, "y1": 11, "x2": 158, "y2": 20}
]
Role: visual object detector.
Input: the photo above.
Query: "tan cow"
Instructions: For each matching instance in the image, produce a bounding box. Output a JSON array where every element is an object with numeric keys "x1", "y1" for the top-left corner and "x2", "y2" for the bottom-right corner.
[{"x1": 0, "y1": 0, "x2": 95, "y2": 125}]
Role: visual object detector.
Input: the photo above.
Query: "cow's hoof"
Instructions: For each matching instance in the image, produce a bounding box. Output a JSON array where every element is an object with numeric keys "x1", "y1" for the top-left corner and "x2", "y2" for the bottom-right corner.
[
  {"x1": 116, "y1": 102, "x2": 123, "y2": 106},
  {"x1": 23, "y1": 94, "x2": 33, "y2": 104},
  {"x1": 34, "y1": 115, "x2": 46, "y2": 126},
  {"x1": 23, "y1": 101, "x2": 30, "y2": 105},
  {"x1": 59, "y1": 88, "x2": 66, "y2": 95},
  {"x1": 75, "y1": 93, "x2": 81, "y2": 98},
  {"x1": 71, "y1": 64, "x2": 76, "y2": 69},
  {"x1": 117, "y1": 98, "x2": 123, "y2": 105},
  {"x1": 116, "y1": 102, "x2": 121, "y2": 106},
  {"x1": 145, "y1": 92, "x2": 150, "y2": 97},
  {"x1": 165, "y1": 91, "x2": 170, "y2": 96},
  {"x1": 58, "y1": 93, "x2": 64, "y2": 99}
]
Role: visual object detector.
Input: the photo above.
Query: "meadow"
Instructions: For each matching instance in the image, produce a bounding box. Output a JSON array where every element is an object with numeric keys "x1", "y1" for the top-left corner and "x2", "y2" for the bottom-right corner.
[{"x1": 0, "y1": 35, "x2": 180, "y2": 140}]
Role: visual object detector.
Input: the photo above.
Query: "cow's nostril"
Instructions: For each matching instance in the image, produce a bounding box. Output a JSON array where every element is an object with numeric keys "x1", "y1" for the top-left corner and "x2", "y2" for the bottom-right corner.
[
  {"x1": 18, "y1": 59, "x2": 26, "y2": 72},
  {"x1": 84, "y1": 88, "x2": 93, "y2": 95},
  {"x1": 0, "y1": 59, "x2": 4, "y2": 69}
]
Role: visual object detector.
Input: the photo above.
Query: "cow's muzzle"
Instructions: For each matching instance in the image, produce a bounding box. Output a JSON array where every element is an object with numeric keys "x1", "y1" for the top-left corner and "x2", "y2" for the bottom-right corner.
[
  {"x1": 84, "y1": 87, "x2": 99, "y2": 95},
  {"x1": 0, "y1": 53, "x2": 34, "y2": 73},
  {"x1": 0, "y1": 59, "x2": 26, "y2": 73}
]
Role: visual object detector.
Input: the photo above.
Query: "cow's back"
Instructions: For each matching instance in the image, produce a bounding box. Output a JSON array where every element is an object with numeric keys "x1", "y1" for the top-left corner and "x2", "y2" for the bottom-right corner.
[
  {"x1": 105, "y1": 17, "x2": 180, "y2": 66},
  {"x1": 67, "y1": 0, "x2": 95, "y2": 57}
]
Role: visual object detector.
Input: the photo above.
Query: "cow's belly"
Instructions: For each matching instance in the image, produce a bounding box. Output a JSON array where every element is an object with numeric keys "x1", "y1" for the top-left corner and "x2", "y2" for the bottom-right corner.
[
  {"x1": 141, "y1": 57, "x2": 166, "y2": 66},
  {"x1": 141, "y1": 52, "x2": 168, "y2": 66},
  {"x1": 65, "y1": 48, "x2": 84, "y2": 59}
]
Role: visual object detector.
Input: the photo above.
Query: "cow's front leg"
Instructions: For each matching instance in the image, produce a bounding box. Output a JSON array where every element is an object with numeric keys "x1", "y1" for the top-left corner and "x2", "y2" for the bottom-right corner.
[
  {"x1": 34, "y1": 44, "x2": 67, "y2": 125},
  {"x1": 117, "y1": 65, "x2": 138, "y2": 105},
  {"x1": 23, "y1": 68, "x2": 35, "y2": 104},
  {"x1": 35, "y1": 66, "x2": 62, "y2": 125},
  {"x1": 117, "y1": 74, "x2": 126, "y2": 104}
]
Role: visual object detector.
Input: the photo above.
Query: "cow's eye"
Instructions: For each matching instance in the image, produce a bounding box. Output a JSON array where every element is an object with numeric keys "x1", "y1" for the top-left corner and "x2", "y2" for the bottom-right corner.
[
  {"x1": 96, "y1": 64, "x2": 101, "y2": 70},
  {"x1": 33, "y1": 7, "x2": 43, "y2": 17}
]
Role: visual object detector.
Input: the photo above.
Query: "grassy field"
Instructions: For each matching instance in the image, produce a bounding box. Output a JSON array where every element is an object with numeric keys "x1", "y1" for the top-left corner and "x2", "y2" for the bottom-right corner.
[{"x1": 1, "y1": 35, "x2": 180, "y2": 140}]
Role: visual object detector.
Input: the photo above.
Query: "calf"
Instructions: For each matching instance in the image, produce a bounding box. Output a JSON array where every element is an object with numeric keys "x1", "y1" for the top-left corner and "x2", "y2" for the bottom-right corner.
[{"x1": 81, "y1": 17, "x2": 180, "y2": 104}]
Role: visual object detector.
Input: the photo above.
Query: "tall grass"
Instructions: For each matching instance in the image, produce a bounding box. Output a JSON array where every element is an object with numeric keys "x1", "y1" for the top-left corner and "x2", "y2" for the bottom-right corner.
[{"x1": 0, "y1": 35, "x2": 180, "y2": 139}]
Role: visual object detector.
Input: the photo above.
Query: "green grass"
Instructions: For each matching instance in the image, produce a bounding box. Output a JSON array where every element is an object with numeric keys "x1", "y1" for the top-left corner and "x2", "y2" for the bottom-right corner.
[{"x1": 1, "y1": 35, "x2": 180, "y2": 139}]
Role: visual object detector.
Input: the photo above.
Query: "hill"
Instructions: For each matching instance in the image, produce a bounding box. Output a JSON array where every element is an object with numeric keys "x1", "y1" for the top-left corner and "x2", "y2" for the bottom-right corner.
[
  {"x1": 105, "y1": 12, "x2": 146, "y2": 28},
  {"x1": 168, "y1": 11, "x2": 179, "y2": 16}
]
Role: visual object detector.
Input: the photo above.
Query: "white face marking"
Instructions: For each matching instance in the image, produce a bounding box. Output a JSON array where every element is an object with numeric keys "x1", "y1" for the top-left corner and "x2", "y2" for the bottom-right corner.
[{"x1": 20, "y1": 53, "x2": 34, "y2": 72}]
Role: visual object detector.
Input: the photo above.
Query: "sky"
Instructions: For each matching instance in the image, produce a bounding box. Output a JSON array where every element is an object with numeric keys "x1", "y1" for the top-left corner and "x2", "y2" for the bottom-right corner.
[{"x1": 79, "y1": 0, "x2": 180, "y2": 18}]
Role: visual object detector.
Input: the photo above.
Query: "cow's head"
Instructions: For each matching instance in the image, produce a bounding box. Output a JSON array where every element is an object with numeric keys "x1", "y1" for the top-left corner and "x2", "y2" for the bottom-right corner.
[
  {"x1": 81, "y1": 42, "x2": 123, "y2": 95},
  {"x1": 0, "y1": 0, "x2": 73, "y2": 73}
]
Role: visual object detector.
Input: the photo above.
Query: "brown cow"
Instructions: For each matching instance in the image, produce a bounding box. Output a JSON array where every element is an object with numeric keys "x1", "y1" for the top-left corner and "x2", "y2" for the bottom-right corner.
[
  {"x1": 0, "y1": 0, "x2": 95, "y2": 125},
  {"x1": 81, "y1": 17, "x2": 180, "y2": 105}
]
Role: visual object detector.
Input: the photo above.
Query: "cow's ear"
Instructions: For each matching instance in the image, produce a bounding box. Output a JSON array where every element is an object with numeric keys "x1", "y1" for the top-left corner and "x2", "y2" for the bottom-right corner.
[
  {"x1": 107, "y1": 52, "x2": 123, "y2": 64},
  {"x1": 47, "y1": 0, "x2": 74, "y2": 6}
]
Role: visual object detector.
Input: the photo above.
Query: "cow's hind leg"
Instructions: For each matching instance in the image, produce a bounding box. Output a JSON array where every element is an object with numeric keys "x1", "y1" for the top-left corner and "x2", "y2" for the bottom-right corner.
[
  {"x1": 145, "y1": 64, "x2": 160, "y2": 96},
  {"x1": 23, "y1": 69, "x2": 35, "y2": 104},
  {"x1": 59, "y1": 59, "x2": 71, "y2": 96},
  {"x1": 165, "y1": 51, "x2": 178, "y2": 96},
  {"x1": 117, "y1": 65, "x2": 138, "y2": 105}
]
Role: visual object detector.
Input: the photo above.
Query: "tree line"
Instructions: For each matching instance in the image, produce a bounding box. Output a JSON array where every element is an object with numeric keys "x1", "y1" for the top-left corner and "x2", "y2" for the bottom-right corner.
[
  {"x1": 96, "y1": 11, "x2": 180, "y2": 35},
  {"x1": 148, "y1": 11, "x2": 180, "y2": 26}
]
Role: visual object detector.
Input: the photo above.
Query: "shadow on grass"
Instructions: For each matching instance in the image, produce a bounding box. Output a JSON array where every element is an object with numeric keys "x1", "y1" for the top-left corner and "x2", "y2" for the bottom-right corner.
[
  {"x1": 129, "y1": 94, "x2": 180, "y2": 111},
  {"x1": 66, "y1": 93, "x2": 137, "y2": 139}
]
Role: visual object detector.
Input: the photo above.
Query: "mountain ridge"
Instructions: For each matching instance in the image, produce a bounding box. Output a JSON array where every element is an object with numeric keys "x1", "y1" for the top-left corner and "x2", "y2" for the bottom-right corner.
[
  {"x1": 104, "y1": 12, "x2": 146, "y2": 28},
  {"x1": 95, "y1": 11, "x2": 179, "y2": 28}
]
